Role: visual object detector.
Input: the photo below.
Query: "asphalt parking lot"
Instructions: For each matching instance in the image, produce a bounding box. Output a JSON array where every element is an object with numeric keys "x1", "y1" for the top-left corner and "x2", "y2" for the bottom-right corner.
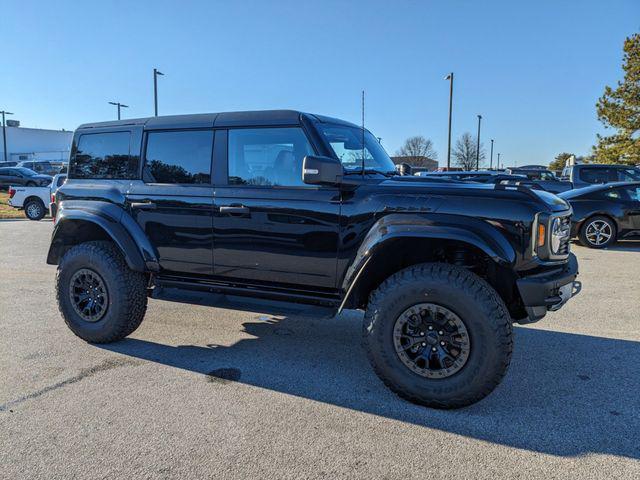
[{"x1": 1, "y1": 220, "x2": 639, "y2": 479}]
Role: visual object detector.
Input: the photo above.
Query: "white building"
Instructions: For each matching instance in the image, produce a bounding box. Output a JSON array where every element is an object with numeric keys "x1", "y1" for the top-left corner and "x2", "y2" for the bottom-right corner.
[{"x1": 1, "y1": 123, "x2": 73, "y2": 163}]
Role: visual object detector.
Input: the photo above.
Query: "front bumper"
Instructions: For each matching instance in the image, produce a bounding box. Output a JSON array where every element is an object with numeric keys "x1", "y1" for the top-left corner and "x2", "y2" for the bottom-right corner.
[{"x1": 516, "y1": 253, "x2": 580, "y2": 323}]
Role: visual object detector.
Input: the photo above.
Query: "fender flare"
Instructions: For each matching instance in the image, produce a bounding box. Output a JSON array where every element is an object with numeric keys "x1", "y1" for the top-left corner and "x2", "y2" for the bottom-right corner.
[
  {"x1": 47, "y1": 201, "x2": 160, "y2": 273},
  {"x1": 339, "y1": 213, "x2": 517, "y2": 312}
]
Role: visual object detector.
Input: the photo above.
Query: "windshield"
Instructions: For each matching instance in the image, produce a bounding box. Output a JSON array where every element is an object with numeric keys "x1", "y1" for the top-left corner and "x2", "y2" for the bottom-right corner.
[
  {"x1": 15, "y1": 167, "x2": 37, "y2": 176},
  {"x1": 319, "y1": 124, "x2": 396, "y2": 173}
]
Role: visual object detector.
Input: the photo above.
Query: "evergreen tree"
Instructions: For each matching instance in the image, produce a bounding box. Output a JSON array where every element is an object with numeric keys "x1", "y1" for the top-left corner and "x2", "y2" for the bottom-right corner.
[{"x1": 594, "y1": 33, "x2": 640, "y2": 165}]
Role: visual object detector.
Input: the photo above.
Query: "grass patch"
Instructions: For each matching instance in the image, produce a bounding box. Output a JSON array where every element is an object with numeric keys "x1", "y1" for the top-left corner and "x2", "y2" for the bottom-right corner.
[{"x1": 0, "y1": 191, "x2": 25, "y2": 219}]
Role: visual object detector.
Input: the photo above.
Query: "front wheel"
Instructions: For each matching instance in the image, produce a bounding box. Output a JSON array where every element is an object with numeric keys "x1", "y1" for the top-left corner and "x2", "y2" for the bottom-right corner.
[
  {"x1": 56, "y1": 241, "x2": 148, "y2": 343},
  {"x1": 363, "y1": 263, "x2": 513, "y2": 409}
]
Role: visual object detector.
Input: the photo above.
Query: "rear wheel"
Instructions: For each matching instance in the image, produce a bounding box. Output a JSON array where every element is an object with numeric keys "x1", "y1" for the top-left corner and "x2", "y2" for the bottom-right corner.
[
  {"x1": 56, "y1": 241, "x2": 148, "y2": 343},
  {"x1": 363, "y1": 263, "x2": 513, "y2": 409},
  {"x1": 24, "y1": 198, "x2": 46, "y2": 220},
  {"x1": 578, "y1": 216, "x2": 616, "y2": 249}
]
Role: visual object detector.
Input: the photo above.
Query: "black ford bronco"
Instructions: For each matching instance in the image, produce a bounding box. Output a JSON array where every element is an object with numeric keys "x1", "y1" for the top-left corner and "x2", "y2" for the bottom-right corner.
[{"x1": 48, "y1": 110, "x2": 580, "y2": 408}]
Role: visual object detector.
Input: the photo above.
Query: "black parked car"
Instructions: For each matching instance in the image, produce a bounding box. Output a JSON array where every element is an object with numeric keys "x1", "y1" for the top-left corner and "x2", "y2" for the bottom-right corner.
[
  {"x1": 559, "y1": 182, "x2": 640, "y2": 248},
  {"x1": 48, "y1": 110, "x2": 580, "y2": 409},
  {"x1": 0, "y1": 167, "x2": 53, "y2": 189}
]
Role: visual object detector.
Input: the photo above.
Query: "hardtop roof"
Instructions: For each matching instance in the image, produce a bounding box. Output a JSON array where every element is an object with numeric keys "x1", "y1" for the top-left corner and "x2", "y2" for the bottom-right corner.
[{"x1": 76, "y1": 110, "x2": 359, "y2": 130}]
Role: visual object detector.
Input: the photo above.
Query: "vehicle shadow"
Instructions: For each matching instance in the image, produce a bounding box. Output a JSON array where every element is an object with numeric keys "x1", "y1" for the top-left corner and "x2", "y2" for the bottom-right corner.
[
  {"x1": 571, "y1": 239, "x2": 640, "y2": 252},
  {"x1": 99, "y1": 310, "x2": 640, "y2": 459},
  {"x1": 608, "y1": 240, "x2": 640, "y2": 252}
]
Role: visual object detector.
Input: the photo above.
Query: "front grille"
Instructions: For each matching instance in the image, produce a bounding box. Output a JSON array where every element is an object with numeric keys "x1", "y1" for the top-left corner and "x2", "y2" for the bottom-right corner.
[{"x1": 555, "y1": 215, "x2": 571, "y2": 256}]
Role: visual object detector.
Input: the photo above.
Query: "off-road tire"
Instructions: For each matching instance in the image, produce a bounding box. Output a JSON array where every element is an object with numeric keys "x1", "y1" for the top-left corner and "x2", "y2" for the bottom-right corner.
[
  {"x1": 24, "y1": 198, "x2": 46, "y2": 221},
  {"x1": 363, "y1": 263, "x2": 513, "y2": 409},
  {"x1": 56, "y1": 241, "x2": 148, "y2": 343},
  {"x1": 578, "y1": 215, "x2": 616, "y2": 249}
]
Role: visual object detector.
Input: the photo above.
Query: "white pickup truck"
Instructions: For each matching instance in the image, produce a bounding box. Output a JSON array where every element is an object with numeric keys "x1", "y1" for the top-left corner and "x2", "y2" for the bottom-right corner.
[{"x1": 8, "y1": 174, "x2": 67, "y2": 220}]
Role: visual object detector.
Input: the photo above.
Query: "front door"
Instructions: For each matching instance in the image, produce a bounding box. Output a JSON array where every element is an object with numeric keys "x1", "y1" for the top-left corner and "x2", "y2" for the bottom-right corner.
[
  {"x1": 126, "y1": 129, "x2": 215, "y2": 277},
  {"x1": 213, "y1": 127, "x2": 340, "y2": 289}
]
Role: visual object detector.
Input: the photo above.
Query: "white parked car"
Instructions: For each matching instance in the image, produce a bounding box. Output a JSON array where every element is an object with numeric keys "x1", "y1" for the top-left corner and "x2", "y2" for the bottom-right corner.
[{"x1": 8, "y1": 174, "x2": 67, "y2": 220}]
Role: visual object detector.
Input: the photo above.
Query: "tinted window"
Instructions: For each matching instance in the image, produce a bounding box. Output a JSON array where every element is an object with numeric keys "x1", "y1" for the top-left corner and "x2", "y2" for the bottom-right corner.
[
  {"x1": 143, "y1": 130, "x2": 213, "y2": 184},
  {"x1": 71, "y1": 132, "x2": 135, "y2": 179},
  {"x1": 579, "y1": 167, "x2": 618, "y2": 184},
  {"x1": 56, "y1": 175, "x2": 67, "y2": 187},
  {"x1": 228, "y1": 127, "x2": 314, "y2": 186}
]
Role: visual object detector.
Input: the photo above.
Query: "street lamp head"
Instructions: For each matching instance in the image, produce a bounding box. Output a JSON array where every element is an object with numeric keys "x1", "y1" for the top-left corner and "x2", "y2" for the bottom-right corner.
[
  {"x1": 478, "y1": 114, "x2": 482, "y2": 120},
  {"x1": 109, "y1": 102, "x2": 118, "y2": 106},
  {"x1": 444, "y1": 73, "x2": 453, "y2": 80},
  {"x1": 121, "y1": 104, "x2": 129, "y2": 109},
  {"x1": 155, "y1": 69, "x2": 164, "y2": 76}
]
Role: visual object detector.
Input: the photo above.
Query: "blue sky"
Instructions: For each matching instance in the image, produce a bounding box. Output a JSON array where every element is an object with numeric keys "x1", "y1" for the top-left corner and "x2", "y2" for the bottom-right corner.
[{"x1": 1, "y1": 0, "x2": 638, "y2": 166}]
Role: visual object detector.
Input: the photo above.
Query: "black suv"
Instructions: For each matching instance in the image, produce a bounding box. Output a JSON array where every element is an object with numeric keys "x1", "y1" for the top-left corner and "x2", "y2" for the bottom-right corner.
[{"x1": 48, "y1": 110, "x2": 580, "y2": 408}]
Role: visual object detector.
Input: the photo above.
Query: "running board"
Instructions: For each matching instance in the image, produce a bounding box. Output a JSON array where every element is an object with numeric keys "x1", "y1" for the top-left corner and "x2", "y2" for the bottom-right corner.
[{"x1": 150, "y1": 279, "x2": 340, "y2": 315}]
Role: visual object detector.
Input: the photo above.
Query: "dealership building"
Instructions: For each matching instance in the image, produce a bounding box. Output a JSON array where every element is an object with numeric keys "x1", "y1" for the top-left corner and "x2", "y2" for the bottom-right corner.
[{"x1": 1, "y1": 120, "x2": 73, "y2": 163}]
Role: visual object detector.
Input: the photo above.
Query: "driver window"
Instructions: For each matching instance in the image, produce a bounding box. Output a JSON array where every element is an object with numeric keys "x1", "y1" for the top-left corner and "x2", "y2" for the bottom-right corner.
[{"x1": 228, "y1": 127, "x2": 314, "y2": 187}]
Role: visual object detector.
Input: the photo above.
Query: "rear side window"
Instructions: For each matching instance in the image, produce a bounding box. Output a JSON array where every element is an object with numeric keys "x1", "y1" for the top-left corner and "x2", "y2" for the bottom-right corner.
[
  {"x1": 143, "y1": 130, "x2": 213, "y2": 184},
  {"x1": 579, "y1": 167, "x2": 618, "y2": 184},
  {"x1": 70, "y1": 132, "x2": 135, "y2": 179}
]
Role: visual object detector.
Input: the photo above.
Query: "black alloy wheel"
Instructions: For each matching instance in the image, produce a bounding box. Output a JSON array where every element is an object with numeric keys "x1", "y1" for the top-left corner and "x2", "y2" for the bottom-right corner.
[
  {"x1": 393, "y1": 303, "x2": 471, "y2": 379},
  {"x1": 69, "y1": 268, "x2": 109, "y2": 322}
]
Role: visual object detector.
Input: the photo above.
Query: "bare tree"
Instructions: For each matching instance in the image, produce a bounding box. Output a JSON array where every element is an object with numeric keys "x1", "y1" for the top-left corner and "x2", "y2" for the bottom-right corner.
[
  {"x1": 453, "y1": 132, "x2": 486, "y2": 170},
  {"x1": 396, "y1": 136, "x2": 437, "y2": 167}
]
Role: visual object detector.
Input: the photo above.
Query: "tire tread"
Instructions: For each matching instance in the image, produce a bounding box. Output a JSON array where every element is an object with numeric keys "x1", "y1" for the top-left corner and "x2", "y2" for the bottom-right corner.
[{"x1": 363, "y1": 262, "x2": 513, "y2": 409}]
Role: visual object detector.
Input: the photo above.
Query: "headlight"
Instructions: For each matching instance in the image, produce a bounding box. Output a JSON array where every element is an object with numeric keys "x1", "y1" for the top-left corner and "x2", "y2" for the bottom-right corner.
[{"x1": 550, "y1": 216, "x2": 571, "y2": 256}]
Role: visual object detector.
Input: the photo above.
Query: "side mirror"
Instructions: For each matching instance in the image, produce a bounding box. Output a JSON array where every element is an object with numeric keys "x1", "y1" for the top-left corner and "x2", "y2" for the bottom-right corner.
[{"x1": 302, "y1": 155, "x2": 343, "y2": 185}]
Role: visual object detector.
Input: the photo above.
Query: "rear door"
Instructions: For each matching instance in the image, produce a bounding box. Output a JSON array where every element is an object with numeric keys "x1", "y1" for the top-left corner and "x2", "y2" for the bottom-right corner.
[
  {"x1": 126, "y1": 128, "x2": 215, "y2": 277},
  {"x1": 212, "y1": 127, "x2": 340, "y2": 289},
  {"x1": 620, "y1": 185, "x2": 640, "y2": 231}
]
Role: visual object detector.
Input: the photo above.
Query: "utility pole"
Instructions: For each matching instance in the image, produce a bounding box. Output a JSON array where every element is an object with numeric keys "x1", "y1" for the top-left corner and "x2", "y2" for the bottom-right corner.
[
  {"x1": 1, "y1": 110, "x2": 14, "y2": 163},
  {"x1": 490, "y1": 139, "x2": 494, "y2": 169},
  {"x1": 445, "y1": 73, "x2": 454, "y2": 169},
  {"x1": 108, "y1": 102, "x2": 129, "y2": 120},
  {"x1": 476, "y1": 115, "x2": 482, "y2": 170},
  {"x1": 153, "y1": 68, "x2": 164, "y2": 116}
]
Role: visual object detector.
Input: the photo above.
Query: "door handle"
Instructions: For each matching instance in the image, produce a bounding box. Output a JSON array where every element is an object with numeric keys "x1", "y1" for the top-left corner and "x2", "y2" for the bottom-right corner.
[
  {"x1": 219, "y1": 205, "x2": 250, "y2": 215},
  {"x1": 130, "y1": 202, "x2": 157, "y2": 210}
]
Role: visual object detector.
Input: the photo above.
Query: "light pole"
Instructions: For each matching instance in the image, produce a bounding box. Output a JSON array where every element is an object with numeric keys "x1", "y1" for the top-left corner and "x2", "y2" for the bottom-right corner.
[
  {"x1": 1, "y1": 110, "x2": 14, "y2": 163},
  {"x1": 476, "y1": 115, "x2": 482, "y2": 170},
  {"x1": 153, "y1": 68, "x2": 164, "y2": 116},
  {"x1": 490, "y1": 139, "x2": 494, "y2": 170},
  {"x1": 445, "y1": 72, "x2": 454, "y2": 169},
  {"x1": 108, "y1": 101, "x2": 129, "y2": 120},
  {"x1": 497, "y1": 153, "x2": 501, "y2": 169}
]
